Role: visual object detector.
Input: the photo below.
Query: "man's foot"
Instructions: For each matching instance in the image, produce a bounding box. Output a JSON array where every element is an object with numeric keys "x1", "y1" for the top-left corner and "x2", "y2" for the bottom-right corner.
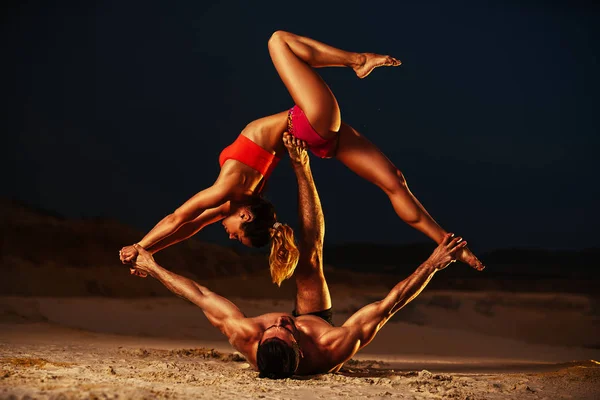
[
  {"x1": 456, "y1": 246, "x2": 485, "y2": 271},
  {"x1": 354, "y1": 53, "x2": 401, "y2": 79}
]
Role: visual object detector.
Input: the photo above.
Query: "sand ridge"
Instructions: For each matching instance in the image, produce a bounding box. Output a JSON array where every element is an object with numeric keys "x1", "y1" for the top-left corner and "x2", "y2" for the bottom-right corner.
[
  {"x1": 1, "y1": 293, "x2": 599, "y2": 399},
  {"x1": 1, "y1": 332, "x2": 599, "y2": 400}
]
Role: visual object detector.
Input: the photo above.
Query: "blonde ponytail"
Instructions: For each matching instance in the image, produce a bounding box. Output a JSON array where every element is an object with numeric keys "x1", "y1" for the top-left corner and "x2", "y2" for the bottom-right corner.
[{"x1": 268, "y1": 223, "x2": 299, "y2": 286}]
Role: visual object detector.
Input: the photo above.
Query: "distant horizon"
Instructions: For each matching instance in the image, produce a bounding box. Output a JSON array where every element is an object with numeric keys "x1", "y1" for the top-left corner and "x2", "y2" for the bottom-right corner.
[{"x1": 3, "y1": 195, "x2": 597, "y2": 255}]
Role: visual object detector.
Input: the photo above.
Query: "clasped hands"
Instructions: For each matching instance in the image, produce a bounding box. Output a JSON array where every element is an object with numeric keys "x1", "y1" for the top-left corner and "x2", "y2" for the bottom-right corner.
[{"x1": 119, "y1": 244, "x2": 147, "y2": 278}]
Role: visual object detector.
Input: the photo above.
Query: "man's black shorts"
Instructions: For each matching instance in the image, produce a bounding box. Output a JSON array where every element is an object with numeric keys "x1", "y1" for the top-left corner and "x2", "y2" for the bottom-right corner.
[{"x1": 292, "y1": 308, "x2": 334, "y2": 326}]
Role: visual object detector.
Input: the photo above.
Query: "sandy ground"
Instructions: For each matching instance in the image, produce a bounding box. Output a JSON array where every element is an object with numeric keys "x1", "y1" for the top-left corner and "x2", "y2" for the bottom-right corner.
[{"x1": 1, "y1": 294, "x2": 599, "y2": 399}]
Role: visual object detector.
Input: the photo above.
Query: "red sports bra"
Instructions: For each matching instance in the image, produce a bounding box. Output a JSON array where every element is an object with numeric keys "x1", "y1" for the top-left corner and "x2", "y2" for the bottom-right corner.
[{"x1": 219, "y1": 135, "x2": 280, "y2": 191}]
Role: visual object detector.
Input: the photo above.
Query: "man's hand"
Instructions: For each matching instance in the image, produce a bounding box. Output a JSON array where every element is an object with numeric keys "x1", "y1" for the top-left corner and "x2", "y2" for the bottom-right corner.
[
  {"x1": 283, "y1": 132, "x2": 309, "y2": 165},
  {"x1": 426, "y1": 233, "x2": 468, "y2": 271},
  {"x1": 128, "y1": 244, "x2": 158, "y2": 277}
]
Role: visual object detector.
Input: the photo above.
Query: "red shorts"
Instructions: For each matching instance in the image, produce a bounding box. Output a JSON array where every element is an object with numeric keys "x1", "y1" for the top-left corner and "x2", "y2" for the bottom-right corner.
[{"x1": 287, "y1": 105, "x2": 338, "y2": 158}]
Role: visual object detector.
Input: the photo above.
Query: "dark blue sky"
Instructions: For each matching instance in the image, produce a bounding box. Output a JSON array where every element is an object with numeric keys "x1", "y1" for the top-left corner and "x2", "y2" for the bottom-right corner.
[{"x1": 3, "y1": 0, "x2": 599, "y2": 253}]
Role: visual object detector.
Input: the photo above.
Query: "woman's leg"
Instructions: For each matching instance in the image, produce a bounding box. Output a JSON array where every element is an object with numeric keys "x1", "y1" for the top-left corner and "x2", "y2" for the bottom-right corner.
[
  {"x1": 267, "y1": 31, "x2": 400, "y2": 137},
  {"x1": 336, "y1": 123, "x2": 485, "y2": 270}
]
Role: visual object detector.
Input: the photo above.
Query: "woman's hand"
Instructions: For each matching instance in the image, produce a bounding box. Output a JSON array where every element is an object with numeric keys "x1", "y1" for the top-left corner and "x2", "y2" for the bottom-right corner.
[
  {"x1": 119, "y1": 245, "x2": 138, "y2": 264},
  {"x1": 120, "y1": 244, "x2": 147, "y2": 278},
  {"x1": 426, "y1": 233, "x2": 468, "y2": 271},
  {"x1": 284, "y1": 132, "x2": 309, "y2": 165}
]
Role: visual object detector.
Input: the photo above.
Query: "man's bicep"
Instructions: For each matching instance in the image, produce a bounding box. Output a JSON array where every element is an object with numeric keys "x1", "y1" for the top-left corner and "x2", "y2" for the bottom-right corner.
[
  {"x1": 318, "y1": 326, "x2": 364, "y2": 368},
  {"x1": 341, "y1": 301, "x2": 388, "y2": 347},
  {"x1": 190, "y1": 284, "x2": 246, "y2": 332}
]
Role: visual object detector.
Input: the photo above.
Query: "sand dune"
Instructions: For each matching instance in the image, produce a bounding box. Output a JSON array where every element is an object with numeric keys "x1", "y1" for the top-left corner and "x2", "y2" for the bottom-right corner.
[
  {"x1": 1, "y1": 280, "x2": 599, "y2": 398},
  {"x1": 1, "y1": 292, "x2": 598, "y2": 360},
  {"x1": 2, "y1": 199, "x2": 600, "y2": 398},
  {"x1": 1, "y1": 294, "x2": 599, "y2": 399}
]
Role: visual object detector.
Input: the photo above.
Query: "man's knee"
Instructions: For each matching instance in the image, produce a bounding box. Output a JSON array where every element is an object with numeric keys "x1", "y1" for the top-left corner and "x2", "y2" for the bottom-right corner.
[{"x1": 295, "y1": 281, "x2": 331, "y2": 315}]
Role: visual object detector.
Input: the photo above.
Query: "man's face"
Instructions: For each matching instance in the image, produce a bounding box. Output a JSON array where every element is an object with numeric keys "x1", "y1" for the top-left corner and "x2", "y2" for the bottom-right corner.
[{"x1": 259, "y1": 315, "x2": 300, "y2": 348}]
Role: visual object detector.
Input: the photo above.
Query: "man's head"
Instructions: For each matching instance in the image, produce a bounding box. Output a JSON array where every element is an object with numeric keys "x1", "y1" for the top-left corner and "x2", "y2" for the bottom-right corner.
[{"x1": 256, "y1": 316, "x2": 302, "y2": 379}]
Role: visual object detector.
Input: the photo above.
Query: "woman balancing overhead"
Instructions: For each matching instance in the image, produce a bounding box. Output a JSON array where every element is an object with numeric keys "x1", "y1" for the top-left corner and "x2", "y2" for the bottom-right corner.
[{"x1": 119, "y1": 31, "x2": 485, "y2": 284}]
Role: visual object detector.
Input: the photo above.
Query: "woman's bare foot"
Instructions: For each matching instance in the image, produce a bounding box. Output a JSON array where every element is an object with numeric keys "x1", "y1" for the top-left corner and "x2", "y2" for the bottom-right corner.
[
  {"x1": 354, "y1": 53, "x2": 401, "y2": 79},
  {"x1": 456, "y1": 246, "x2": 485, "y2": 271}
]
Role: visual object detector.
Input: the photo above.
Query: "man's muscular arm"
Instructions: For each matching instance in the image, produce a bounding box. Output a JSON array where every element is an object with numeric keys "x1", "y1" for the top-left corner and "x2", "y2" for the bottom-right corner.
[
  {"x1": 131, "y1": 244, "x2": 251, "y2": 341},
  {"x1": 322, "y1": 234, "x2": 468, "y2": 365}
]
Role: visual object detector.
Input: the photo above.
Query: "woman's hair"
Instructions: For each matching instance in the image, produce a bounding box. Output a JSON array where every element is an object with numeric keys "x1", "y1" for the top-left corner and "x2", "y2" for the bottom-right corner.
[
  {"x1": 240, "y1": 196, "x2": 300, "y2": 286},
  {"x1": 268, "y1": 222, "x2": 300, "y2": 286}
]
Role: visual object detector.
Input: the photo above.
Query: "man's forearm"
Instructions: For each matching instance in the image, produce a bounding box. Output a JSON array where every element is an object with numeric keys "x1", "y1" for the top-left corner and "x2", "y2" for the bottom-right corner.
[
  {"x1": 340, "y1": 236, "x2": 462, "y2": 356},
  {"x1": 146, "y1": 262, "x2": 207, "y2": 302},
  {"x1": 338, "y1": 260, "x2": 438, "y2": 355},
  {"x1": 132, "y1": 245, "x2": 247, "y2": 342},
  {"x1": 384, "y1": 261, "x2": 437, "y2": 316}
]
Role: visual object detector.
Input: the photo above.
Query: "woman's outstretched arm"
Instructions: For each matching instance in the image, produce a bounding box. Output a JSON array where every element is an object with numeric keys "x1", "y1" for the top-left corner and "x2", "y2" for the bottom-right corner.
[
  {"x1": 140, "y1": 183, "x2": 231, "y2": 248},
  {"x1": 145, "y1": 203, "x2": 229, "y2": 254},
  {"x1": 120, "y1": 181, "x2": 234, "y2": 264}
]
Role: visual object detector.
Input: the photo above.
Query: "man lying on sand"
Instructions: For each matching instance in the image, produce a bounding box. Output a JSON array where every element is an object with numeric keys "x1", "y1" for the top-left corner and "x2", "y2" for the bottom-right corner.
[{"x1": 126, "y1": 133, "x2": 471, "y2": 379}]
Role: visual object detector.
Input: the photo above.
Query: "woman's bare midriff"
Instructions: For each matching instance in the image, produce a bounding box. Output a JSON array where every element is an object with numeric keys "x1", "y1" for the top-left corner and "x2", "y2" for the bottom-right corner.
[
  {"x1": 240, "y1": 110, "x2": 289, "y2": 156},
  {"x1": 218, "y1": 160, "x2": 265, "y2": 198}
]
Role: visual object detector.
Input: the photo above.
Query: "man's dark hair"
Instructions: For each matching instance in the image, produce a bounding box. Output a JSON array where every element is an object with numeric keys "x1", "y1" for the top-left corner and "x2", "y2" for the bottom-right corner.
[
  {"x1": 240, "y1": 196, "x2": 277, "y2": 248},
  {"x1": 256, "y1": 337, "x2": 300, "y2": 379}
]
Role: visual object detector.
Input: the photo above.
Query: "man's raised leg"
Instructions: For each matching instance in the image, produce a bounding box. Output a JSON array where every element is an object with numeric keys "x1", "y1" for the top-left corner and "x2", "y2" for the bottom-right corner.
[{"x1": 284, "y1": 133, "x2": 332, "y2": 315}]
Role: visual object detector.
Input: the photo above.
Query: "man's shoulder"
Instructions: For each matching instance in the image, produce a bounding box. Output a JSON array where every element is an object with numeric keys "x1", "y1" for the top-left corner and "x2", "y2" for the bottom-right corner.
[
  {"x1": 297, "y1": 316, "x2": 343, "y2": 347},
  {"x1": 225, "y1": 317, "x2": 260, "y2": 344},
  {"x1": 226, "y1": 319, "x2": 261, "y2": 365}
]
